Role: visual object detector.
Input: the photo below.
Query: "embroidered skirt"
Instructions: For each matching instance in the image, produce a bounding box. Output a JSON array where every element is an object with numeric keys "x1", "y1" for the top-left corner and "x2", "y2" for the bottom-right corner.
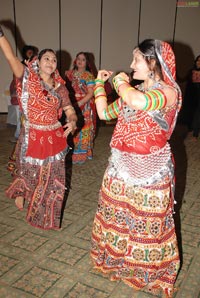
[
  {"x1": 6, "y1": 127, "x2": 66, "y2": 230},
  {"x1": 91, "y1": 148, "x2": 180, "y2": 297}
]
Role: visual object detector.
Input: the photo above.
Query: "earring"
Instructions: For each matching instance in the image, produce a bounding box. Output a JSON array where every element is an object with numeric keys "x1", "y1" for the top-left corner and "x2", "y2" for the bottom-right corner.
[
  {"x1": 39, "y1": 68, "x2": 43, "y2": 76},
  {"x1": 148, "y1": 71, "x2": 155, "y2": 80}
]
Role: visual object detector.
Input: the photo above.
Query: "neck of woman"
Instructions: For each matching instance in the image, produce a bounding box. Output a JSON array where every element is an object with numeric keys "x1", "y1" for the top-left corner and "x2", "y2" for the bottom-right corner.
[
  {"x1": 143, "y1": 77, "x2": 161, "y2": 91},
  {"x1": 40, "y1": 74, "x2": 55, "y2": 88},
  {"x1": 76, "y1": 67, "x2": 85, "y2": 73}
]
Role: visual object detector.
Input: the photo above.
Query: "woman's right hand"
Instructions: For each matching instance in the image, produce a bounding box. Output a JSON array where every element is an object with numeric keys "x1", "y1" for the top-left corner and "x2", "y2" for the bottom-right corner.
[{"x1": 97, "y1": 70, "x2": 113, "y2": 82}]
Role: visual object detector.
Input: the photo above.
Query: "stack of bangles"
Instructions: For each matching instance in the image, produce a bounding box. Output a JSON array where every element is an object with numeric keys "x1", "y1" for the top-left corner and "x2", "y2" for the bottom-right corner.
[
  {"x1": 94, "y1": 79, "x2": 107, "y2": 103},
  {"x1": 113, "y1": 76, "x2": 136, "y2": 103},
  {"x1": 112, "y1": 75, "x2": 128, "y2": 94},
  {"x1": 143, "y1": 89, "x2": 167, "y2": 110},
  {"x1": 113, "y1": 76, "x2": 167, "y2": 111},
  {"x1": 119, "y1": 86, "x2": 167, "y2": 111}
]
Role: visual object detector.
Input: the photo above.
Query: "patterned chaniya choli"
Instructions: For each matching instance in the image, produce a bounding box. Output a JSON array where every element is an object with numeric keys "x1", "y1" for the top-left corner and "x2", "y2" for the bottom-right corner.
[
  {"x1": 91, "y1": 89, "x2": 180, "y2": 296},
  {"x1": 91, "y1": 41, "x2": 182, "y2": 297},
  {"x1": 6, "y1": 58, "x2": 72, "y2": 230},
  {"x1": 66, "y1": 70, "x2": 96, "y2": 164}
]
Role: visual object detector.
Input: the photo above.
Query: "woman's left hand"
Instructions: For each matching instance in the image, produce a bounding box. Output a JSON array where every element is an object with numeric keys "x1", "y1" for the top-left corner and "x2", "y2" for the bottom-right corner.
[
  {"x1": 63, "y1": 121, "x2": 77, "y2": 137},
  {"x1": 97, "y1": 70, "x2": 113, "y2": 82}
]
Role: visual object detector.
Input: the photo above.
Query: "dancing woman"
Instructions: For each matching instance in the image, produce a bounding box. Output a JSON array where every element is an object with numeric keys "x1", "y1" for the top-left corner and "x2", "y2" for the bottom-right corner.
[
  {"x1": 0, "y1": 25, "x2": 77, "y2": 230},
  {"x1": 91, "y1": 39, "x2": 182, "y2": 297}
]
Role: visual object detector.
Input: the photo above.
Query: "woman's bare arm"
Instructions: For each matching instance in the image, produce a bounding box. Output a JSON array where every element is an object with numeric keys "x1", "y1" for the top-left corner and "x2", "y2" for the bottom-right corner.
[{"x1": 0, "y1": 25, "x2": 24, "y2": 78}]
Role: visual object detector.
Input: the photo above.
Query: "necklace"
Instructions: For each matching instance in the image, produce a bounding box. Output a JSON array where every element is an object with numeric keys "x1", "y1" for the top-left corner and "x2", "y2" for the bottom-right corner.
[
  {"x1": 138, "y1": 80, "x2": 162, "y2": 92},
  {"x1": 40, "y1": 77, "x2": 56, "y2": 101}
]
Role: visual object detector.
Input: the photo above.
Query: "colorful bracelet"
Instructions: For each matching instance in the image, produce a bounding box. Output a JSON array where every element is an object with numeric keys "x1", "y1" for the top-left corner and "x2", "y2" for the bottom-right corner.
[
  {"x1": 94, "y1": 84, "x2": 107, "y2": 102},
  {"x1": 95, "y1": 79, "x2": 104, "y2": 85},
  {"x1": 113, "y1": 76, "x2": 126, "y2": 93},
  {"x1": 103, "y1": 99, "x2": 120, "y2": 120},
  {"x1": 142, "y1": 89, "x2": 167, "y2": 111},
  {"x1": 94, "y1": 86, "x2": 105, "y2": 95}
]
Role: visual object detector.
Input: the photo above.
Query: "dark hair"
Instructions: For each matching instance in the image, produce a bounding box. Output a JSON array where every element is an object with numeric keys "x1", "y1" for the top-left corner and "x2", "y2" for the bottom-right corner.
[
  {"x1": 38, "y1": 49, "x2": 57, "y2": 61},
  {"x1": 138, "y1": 39, "x2": 163, "y2": 79},
  {"x1": 22, "y1": 45, "x2": 38, "y2": 60},
  {"x1": 194, "y1": 55, "x2": 200, "y2": 70},
  {"x1": 73, "y1": 51, "x2": 91, "y2": 72}
]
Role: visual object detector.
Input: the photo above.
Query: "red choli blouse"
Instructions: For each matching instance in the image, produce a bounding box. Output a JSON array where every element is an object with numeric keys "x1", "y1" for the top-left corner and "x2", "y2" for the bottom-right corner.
[{"x1": 110, "y1": 102, "x2": 177, "y2": 155}]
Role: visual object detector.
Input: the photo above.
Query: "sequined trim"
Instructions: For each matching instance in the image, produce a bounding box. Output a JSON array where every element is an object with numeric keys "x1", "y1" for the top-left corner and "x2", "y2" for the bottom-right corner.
[
  {"x1": 25, "y1": 121, "x2": 62, "y2": 131},
  {"x1": 107, "y1": 144, "x2": 173, "y2": 187}
]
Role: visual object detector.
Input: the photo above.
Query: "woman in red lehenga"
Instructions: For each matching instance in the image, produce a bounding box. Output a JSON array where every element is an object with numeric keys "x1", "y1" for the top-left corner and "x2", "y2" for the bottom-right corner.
[
  {"x1": 0, "y1": 25, "x2": 77, "y2": 230},
  {"x1": 91, "y1": 39, "x2": 182, "y2": 297},
  {"x1": 65, "y1": 52, "x2": 96, "y2": 164}
]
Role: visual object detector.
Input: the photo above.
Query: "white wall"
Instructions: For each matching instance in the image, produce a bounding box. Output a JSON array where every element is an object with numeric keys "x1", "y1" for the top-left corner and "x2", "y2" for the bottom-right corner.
[{"x1": 0, "y1": 0, "x2": 200, "y2": 112}]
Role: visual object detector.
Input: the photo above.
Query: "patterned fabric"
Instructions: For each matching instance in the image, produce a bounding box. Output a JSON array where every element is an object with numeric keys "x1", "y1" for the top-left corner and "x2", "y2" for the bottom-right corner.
[
  {"x1": 111, "y1": 101, "x2": 177, "y2": 154},
  {"x1": 155, "y1": 41, "x2": 182, "y2": 113},
  {"x1": 7, "y1": 144, "x2": 18, "y2": 176},
  {"x1": 91, "y1": 172, "x2": 179, "y2": 297},
  {"x1": 6, "y1": 58, "x2": 72, "y2": 230},
  {"x1": 66, "y1": 70, "x2": 96, "y2": 164},
  {"x1": 91, "y1": 41, "x2": 180, "y2": 297}
]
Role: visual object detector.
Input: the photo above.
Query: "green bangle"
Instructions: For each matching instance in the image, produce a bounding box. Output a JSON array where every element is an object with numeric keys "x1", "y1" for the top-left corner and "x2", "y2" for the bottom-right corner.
[{"x1": 95, "y1": 79, "x2": 104, "y2": 85}]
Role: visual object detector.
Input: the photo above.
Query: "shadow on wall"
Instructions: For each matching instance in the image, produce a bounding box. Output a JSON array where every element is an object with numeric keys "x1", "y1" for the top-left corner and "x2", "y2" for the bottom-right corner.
[
  {"x1": 173, "y1": 41, "x2": 195, "y2": 89},
  {"x1": 172, "y1": 42, "x2": 196, "y2": 126},
  {"x1": 168, "y1": 42, "x2": 194, "y2": 269},
  {"x1": 56, "y1": 50, "x2": 72, "y2": 79},
  {"x1": 1, "y1": 19, "x2": 35, "y2": 59},
  {"x1": 170, "y1": 122, "x2": 188, "y2": 268}
]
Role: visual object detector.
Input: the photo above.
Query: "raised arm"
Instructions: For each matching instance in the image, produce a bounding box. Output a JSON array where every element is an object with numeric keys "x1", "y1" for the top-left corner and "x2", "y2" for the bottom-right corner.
[
  {"x1": 0, "y1": 25, "x2": 24, "y2": 78},
  {"x1": 113, "y1": 72, "x2": 177, "y2": 110},
  {"x1": 94, "y1": 70, "x2": 115, "y2": 120}
]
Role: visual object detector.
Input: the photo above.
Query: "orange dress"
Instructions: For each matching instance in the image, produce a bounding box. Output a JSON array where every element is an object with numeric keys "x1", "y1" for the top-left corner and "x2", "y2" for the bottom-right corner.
[{"x1": 66, "y1": 70, "x2": 96, "y2": 164}]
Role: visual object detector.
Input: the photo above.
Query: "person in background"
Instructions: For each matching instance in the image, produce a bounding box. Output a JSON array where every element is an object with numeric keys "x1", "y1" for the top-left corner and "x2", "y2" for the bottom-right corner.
[
  {"x1": 65, "y1": 52, "x2": 96, "y2": 164},
  {"x1": 187, "y1": 55, "x2": 200, "y2": 141},
  {"x1": 90, "y1": 39, "x2": 182, "y2": 297},
  {"x1": 180, "y1": 55, "x2": 200, "y2": 139},
  {"x1": 9, "y1": 45, "x2": 38, "y2": 143},
  {"x1": 0, "y1": 24, "x2": 77, "y2": 230},
  {"x1": 9, "y1": 74, "x2": 20, "y2": 143}
]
